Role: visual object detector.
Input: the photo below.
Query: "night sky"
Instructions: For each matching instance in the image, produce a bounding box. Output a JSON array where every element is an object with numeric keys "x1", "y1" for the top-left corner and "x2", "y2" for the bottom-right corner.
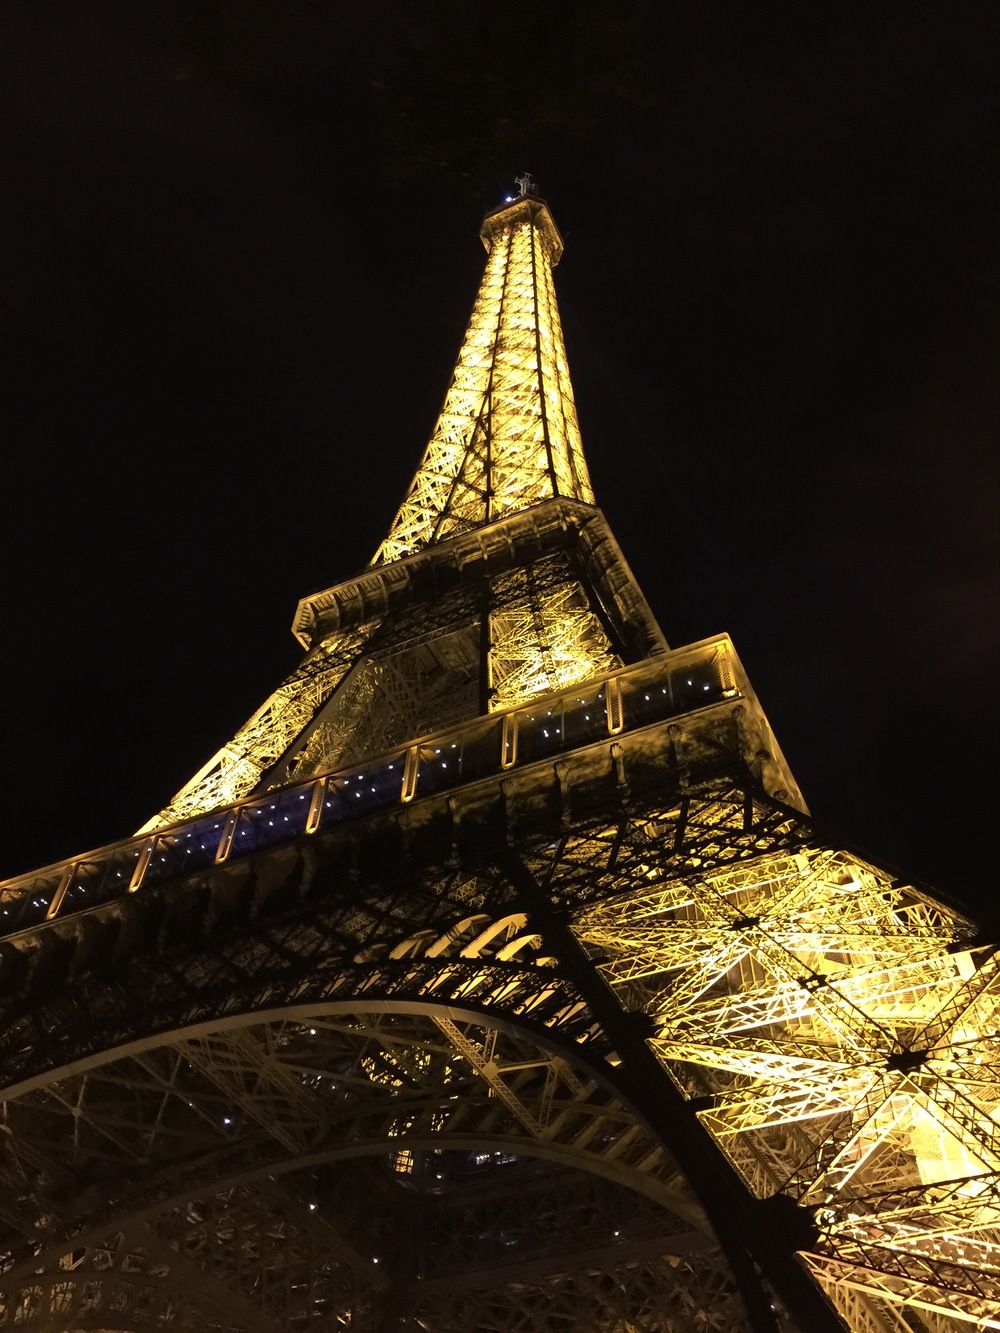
[{"x1": 2, "y1": 4, "x2": 997, "y2": 930}]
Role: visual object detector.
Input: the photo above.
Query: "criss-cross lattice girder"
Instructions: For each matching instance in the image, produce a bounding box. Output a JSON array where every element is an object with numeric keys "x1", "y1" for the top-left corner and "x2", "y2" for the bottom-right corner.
[
  {"x1": 5, "y1": 191, "x2": 996, "y2": 1333},
  {"x1": 373, "y1": 194, "x2": 594, "y2": 566}
]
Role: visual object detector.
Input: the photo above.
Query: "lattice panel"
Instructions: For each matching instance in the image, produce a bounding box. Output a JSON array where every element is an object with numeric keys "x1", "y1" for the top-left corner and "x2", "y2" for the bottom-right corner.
[
  {"x1": 0, "y1": 1004, "x2": 718, "y2": 1331},
  {"x1": 410, "y1": 1252, "x2": 752, "y2": 1332},
  {"x1": 570, "y1": 839, "x2": 997, "y2": 1327},
  {"x1": 141, "y1": 624, "x2": 376, "y2": 832},
  {"x1": 373, "y1": 196, "x2": 593, "y2": 567},
  {"x1": 489, "y1": 555, "x2": 621, "y2": 710}
]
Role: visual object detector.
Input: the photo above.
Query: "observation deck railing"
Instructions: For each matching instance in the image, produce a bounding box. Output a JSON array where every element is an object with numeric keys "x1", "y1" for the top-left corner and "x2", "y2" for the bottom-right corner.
[{"x1": 0, "y1": 638, "x2": 738, "y2": 943}]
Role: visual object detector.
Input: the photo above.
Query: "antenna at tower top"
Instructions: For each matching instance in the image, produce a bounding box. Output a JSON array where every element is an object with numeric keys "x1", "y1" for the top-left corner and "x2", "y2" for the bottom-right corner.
[{"x1": 514, "y1": 172, "x2": 536, "y2": 197}]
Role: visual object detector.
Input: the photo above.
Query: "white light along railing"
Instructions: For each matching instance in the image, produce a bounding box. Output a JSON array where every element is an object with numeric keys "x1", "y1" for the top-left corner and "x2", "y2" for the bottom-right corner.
[{"x1": 0, "y1": 641, "x2": 736, "y2": 940}]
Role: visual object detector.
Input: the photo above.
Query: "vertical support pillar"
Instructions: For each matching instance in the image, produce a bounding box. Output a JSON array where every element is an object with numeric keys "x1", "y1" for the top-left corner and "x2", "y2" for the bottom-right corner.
[
  {"x1": 305, "y1": 779, "x2": 327, "y2": 833},
  {"x1": 606, "y1": 676, "x2": 624, "y2": 735},
  {"x1": 46, "y1": 863, "x2": 76, "y2": 919},
  {"x1": 479, "y1": 581, "x2": 494, "y2": 717},
  {"x1": 129, "y1": 839, "x2": 155, "y2": 892},
  {"x1": 719, "y1": 640, "x2": 737, "y2": 697},
  {"x1": 215, "y1": 809, "x2": 239, "y2": 864},
  {"x1": 501, "y1": 713, "x2": 518, "y2": 769},
  {"x1": 401, "y1": 746, "x2": 420, "y2": 804}
]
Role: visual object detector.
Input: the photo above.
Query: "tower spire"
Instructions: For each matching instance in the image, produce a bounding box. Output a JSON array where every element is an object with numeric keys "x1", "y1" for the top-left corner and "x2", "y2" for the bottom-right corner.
[{"x1": 373, "y1": 188, "x2": 594, "y2": 566}]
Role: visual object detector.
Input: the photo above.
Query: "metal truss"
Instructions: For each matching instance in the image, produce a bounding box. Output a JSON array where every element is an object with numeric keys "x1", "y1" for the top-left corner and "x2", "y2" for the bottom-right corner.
[
  {"x1": 141, "y1": 625, "x2": 375, "y2": 833},
  {"x1": 0, "y1": 781, "x2": 766, "y2": 1327},
  {"x1": 566, "y1": 833, "x2": 998, "y2": 1329},
  {"x1": 282, "y1": 628, "x2": 480, "y2": 782},
  {"x1": 0, "y1": 996, "x2": 733, "y2": 1328},
  {"x1": 489, "y1": 555, "x2": 621, "y2": 711},
  {"x1": 373, "y1": 193, "x2": 593, "y2": 567},
  {"x1": 282, "y1": 552, "x2": 620, "y2": 784},
  {"x1": 140, "y1": 548, "x2": 623, "y2": 838},
  {"x1": 2, "y1": 189, "x2": 995, "y2": 1330},
  {"x1": 134, "y1": 191, "x2": 640, "y2": 834},
  {"x1": 140, "y1": 554, "x2": 621, "y2": 834},
  {"x1": 4, "y1": 740, "x2": 997, "y2": 1329}
]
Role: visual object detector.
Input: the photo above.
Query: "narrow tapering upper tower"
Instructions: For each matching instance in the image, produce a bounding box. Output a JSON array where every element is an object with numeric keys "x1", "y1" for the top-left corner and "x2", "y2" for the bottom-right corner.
[{"x1": 374, "y1": 186, "x2": 593, "y2": 565}]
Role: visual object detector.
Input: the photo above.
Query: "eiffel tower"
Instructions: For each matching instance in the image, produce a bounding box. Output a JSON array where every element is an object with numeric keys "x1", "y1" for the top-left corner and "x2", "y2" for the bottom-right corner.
[{"x1": 1, "y1": 182, "x2": 997, "y2": 1333}]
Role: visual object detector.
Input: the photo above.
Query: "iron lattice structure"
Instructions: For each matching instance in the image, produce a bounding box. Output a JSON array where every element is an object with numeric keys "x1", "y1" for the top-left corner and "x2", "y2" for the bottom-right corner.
[{"x1": 1, "y1": 188, "x2": 997, "y2": 1333}]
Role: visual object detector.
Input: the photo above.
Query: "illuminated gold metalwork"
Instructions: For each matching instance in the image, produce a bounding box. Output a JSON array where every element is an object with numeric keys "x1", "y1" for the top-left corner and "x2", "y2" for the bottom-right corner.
[
  {"x1": 139, "y1": 623, "x2": 374, "y2": 831},
  {"x1": 373, "y1": 194, "x2": 593, "y2": 566},
  {"x1": 1, "y1": 188, "x2": 996, "y2": 1331},
  {"x1": 142, "y1": 195, "x2": 610, "y2": 832},
  {"x1": 570, "y1": 842, "x2": 1000, "y2": 1327}
]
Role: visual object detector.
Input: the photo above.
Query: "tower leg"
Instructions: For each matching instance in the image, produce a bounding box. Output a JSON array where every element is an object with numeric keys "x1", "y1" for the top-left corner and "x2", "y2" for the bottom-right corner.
[{"x1": 501, "y1": 849, "x2": 844, "y2": 1333}]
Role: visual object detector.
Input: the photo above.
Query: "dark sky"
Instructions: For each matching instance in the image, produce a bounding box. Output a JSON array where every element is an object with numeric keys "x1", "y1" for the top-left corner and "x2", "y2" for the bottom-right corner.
[{"x1": 2, "y1": 3, "x2": 997, "y2": 929}]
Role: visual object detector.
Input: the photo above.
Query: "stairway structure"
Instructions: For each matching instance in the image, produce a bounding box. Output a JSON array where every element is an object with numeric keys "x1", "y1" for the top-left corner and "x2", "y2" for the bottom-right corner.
[{"x1": 1, "y1": 183, "x2": 997, "y2": 1333}]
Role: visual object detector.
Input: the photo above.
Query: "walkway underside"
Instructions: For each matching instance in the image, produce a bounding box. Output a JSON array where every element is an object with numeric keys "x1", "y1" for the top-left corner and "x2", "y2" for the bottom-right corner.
[
  {"x1": 0, "y1": 1005, "x2": 746, "y2": 1332},
  {"x1": 1, "y1": 767, "x2": 997, "y2": 1331}
]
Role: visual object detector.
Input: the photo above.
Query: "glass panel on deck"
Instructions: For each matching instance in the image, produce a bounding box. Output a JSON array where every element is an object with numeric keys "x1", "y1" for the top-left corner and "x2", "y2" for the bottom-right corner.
[
  {"x1": 349, "y1": 757, "x2": 404, "y2": 813},
  {"x1": 621, "y1": 666, "x2": 674, "y2": 728},
  {"x1": 319, "y1": 755, "x2": 403, "y2": 827},
  {"x1": 1, "y1": 872, "x2": 62, "y2": 932},
  {"x1": 413, "y1": 739, "x2": 463, "y2": 797},
  {"x1": 57, "y1": 864, "x2": 96, "y2": 914},
  {"x1": 670, "y1": 653, "x2": 725, "y2": 711},
  {"x1": 461, "y1": 718, "x2": 503, "y2": 782},
  {"x1": 562, "y1": 684, "x2": 610, "y2": 747},
  {"x1": 514, "y1": 682, "x2": 610, "y2": 765},
  {"x1": 143, "y1": 814, "x2": 228, "y2": 886},
  {"x1": 233, "y1": 786, "x2": 313, "y2": 854},
  {"x1": 56, "y1": 844, "x2": 143, "y2": 914}
]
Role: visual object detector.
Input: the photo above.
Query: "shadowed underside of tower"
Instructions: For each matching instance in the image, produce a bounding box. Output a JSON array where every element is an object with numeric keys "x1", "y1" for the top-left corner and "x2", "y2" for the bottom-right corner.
[{"x1": 1, "y1": 187, "x2": 998, "y2": 1333}]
